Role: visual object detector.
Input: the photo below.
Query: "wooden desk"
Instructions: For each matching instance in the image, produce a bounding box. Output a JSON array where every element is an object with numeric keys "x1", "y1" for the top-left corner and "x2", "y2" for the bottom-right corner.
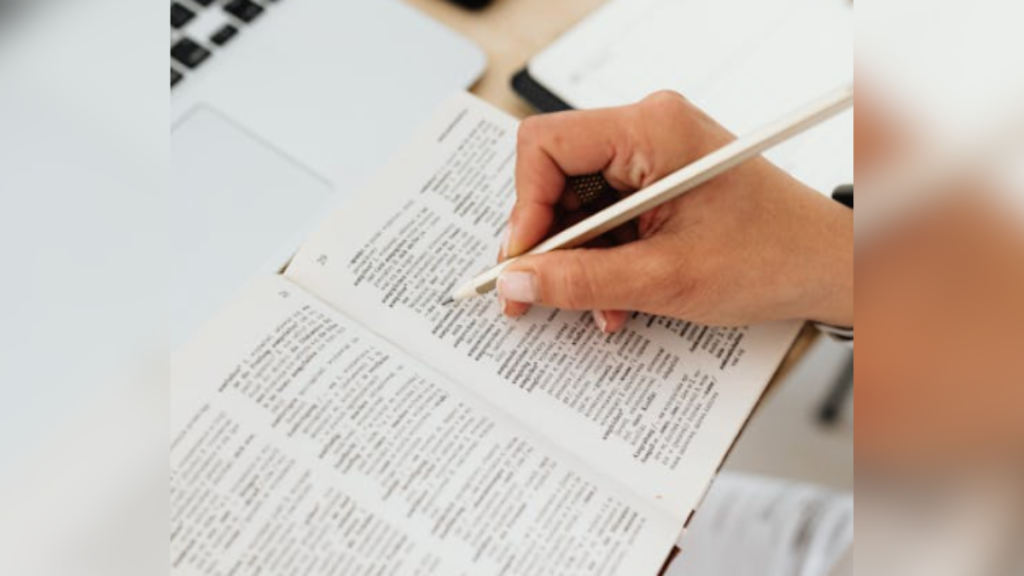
[
  {"x1": 403, "y1": 0, "x2": 820, "y2": 388},
  {"x1": 403, "y1": 0, "x2": 605, "y2": 117}
]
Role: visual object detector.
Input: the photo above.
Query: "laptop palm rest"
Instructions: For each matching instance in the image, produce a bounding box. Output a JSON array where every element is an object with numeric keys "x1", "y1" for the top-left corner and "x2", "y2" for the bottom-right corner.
[{"x1": 170, "y1": 106, "x2": 336, "y2": 346}]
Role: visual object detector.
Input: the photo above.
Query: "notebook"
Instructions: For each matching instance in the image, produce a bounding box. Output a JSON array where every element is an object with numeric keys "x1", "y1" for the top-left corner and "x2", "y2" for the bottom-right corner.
[
  {"x1": 516, "y1": 0, "x2": 854, "y2": 196},
  {"x1": 170, "y1": 92, "x2": 803, "y2": 575}
]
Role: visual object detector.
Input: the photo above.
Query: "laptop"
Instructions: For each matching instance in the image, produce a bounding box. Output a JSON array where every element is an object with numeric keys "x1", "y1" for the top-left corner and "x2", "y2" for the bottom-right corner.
[
  {"x1": 0, "y1": 1, "x2": 482, "y2": 570},
  {"x1": 170, "y1": 0, "x2": 485, "y2": 344}
]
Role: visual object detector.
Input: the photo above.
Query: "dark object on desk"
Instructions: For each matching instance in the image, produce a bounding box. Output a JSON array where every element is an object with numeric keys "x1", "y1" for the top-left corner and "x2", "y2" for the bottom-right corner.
[
  {"x1": 832, "y1": 184, "x2": 853, "y2": 208},
  {"x1": 444, "y1": 0, "x2": 495, "y2": 10},
  {"x1": 819, "y1": 354, "x2": 853, "y2": 424},
  {"x1": 566, "y1": 174, "x2": 618, "y2": 210},
  {"x1": 512, "y1": 67, "x2": 573, "y2": 113},
  {"x1": 818, "y1": 183, "x2": 853, "y2": 426}
]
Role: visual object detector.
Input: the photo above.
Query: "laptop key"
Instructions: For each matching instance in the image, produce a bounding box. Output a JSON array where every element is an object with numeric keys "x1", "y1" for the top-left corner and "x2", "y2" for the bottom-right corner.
[
  {"x1": 210, "y1": 24, "x2": 239, "y2": 46},
  {"x1": 171, "y1": 3, "x2": 195, "y2": 29},
  {"x1": 172, "y1": 68, "x2": 183, "y2": 87},
  {"x1": 171, "y1": 37, "x2": 211, "y2": 69},
  {"x1": 224, "y1": 0, "x2": 264, "y2": 23}
]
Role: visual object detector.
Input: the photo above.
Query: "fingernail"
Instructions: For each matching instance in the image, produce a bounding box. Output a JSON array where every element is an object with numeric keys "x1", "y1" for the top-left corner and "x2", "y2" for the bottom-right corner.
[
  {"x1": 593, "y1": 310, "x2": 608, "y2": 333},
  {"x1": 498, "y1": 296, "x2": 508, "y2": 316},
  {"x1": 497, "y1": 271, "x2": 540, "y2": 303}
]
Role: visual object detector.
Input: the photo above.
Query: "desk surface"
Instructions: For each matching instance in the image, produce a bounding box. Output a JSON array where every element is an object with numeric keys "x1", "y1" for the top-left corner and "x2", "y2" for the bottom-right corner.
[
  {"x1": 403, "y1": 0, "x2": 605, "y2": 117},
  {"x1": 401, "y1": 0, "x2": 818, "y2": 391}
]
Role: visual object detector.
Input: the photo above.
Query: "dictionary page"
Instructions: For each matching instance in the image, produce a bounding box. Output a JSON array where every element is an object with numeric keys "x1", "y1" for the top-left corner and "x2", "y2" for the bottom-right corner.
[
  {"x1": 286, "y1": 92, "x2": 803, "y2": 520},
  {"x1": 171, "y1": 275, "x2": 679, "y2": 576}
]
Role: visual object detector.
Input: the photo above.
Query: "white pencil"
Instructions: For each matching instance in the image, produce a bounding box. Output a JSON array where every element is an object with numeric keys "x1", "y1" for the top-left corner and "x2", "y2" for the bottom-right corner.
[{"x1": 448, "y1": 83, "x2": 854, "y2": 302}]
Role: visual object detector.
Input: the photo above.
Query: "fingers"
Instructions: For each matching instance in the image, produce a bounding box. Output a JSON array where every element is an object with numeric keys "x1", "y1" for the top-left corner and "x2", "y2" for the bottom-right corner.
[
  {"x1": 507, "y1": 91, "x2": 709, "y2": 261},
  {"x1": 499, "y1": 91, "x2": 714, "y2": 330},
  {"x1": 498, "y1": 238, "x2": 671, "y2": 314},
  {"x1": 509, "y1": 107, "x2": 632, "y2": 258}
]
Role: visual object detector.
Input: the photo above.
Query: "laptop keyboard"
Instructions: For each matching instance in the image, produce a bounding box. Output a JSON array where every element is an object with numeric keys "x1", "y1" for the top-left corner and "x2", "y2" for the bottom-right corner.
[{"x1": 171, "y1": 0, "x2": 277, "y2": 88}]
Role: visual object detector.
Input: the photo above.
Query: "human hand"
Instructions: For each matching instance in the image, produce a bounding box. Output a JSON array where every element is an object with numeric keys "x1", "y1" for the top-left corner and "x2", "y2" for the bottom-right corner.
[{"x1": 498, "y1": 91, "x2": 853, "y2": 333}]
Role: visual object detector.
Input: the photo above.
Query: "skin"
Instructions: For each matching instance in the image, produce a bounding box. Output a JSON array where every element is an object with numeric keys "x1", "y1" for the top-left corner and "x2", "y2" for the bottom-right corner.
[{"x1": 498, "y1": 91, "x2": 854, "y2": 333}]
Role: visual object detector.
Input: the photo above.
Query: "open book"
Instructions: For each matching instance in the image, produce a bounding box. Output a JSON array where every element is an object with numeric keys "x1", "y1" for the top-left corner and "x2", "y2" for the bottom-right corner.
[{"x1": 170, "y1": 92, "x2": 803, "y2": 575}]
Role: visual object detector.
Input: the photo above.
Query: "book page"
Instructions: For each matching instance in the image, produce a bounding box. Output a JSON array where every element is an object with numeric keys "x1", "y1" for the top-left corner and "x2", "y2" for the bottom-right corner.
[
  {"x1": 286, "y1": 92, "x2": 803, "y2": 519},
  {"x1": 171, "y1": 275, "x2": 679, "y2": 576},
  {"x1": 665, "y1": 474, "x2": 853, "y2": 576}
]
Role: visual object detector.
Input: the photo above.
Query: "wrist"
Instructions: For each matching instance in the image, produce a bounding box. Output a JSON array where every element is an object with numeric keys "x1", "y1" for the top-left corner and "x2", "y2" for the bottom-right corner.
[{"x1": 805, "y1": 197, "x2": 854, "y2": 327}]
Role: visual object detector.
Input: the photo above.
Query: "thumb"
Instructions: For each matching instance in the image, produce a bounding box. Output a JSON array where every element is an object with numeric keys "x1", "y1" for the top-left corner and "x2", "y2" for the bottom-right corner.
[{"x1": 498, "y1": 240, "x2": 669, "y2": 313}]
